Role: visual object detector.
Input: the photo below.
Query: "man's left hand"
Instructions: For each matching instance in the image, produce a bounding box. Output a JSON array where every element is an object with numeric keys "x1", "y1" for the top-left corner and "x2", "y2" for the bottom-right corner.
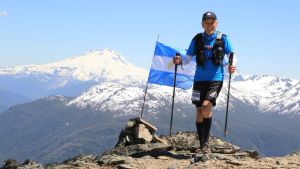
[{"x1": 228, "y1": 65, "x2": 236, "y2": 74}]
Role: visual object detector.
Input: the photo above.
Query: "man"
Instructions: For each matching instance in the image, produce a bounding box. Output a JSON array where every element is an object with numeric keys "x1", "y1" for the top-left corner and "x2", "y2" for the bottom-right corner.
[{"x1": 173, "y1": 11, "x2": 237, "y2": 162}]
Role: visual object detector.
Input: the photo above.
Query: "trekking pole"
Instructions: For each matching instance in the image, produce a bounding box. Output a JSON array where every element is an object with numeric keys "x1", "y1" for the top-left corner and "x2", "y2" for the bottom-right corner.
[
  {"x1": 224, "y1": 52, "x2": 234, "y2": 137},
  {"x1": 169, "y1": 53, "x2": 179, "y2": 136}
]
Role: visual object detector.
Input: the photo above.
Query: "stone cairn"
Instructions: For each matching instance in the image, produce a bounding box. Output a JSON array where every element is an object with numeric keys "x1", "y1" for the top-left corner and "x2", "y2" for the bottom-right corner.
[{"x1": 115, "y1": 117, "x2": 168, "y2": 147}]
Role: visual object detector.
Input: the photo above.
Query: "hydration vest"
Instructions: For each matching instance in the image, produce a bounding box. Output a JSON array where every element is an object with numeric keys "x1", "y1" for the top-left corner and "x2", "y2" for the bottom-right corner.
[{"x1": 193, "y1": 31, "x2": 226, "y2": 67}]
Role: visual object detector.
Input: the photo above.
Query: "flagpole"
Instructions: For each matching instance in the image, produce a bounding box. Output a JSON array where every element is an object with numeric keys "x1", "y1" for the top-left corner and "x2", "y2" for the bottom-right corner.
[
  {"x1": 140, "y1": 82, "x2": 148, "y2": 118},
  {"x1": 140, "y1": 34, "x2": 160, "y2": 118},
  {"x1": 169, "y1": 53, "x2": 179, "y2": 136}
]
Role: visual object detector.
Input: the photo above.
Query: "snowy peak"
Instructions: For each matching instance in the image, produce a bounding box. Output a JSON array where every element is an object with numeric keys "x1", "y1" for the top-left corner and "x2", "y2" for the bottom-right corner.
[
  {"x1": 0, "y1": 49, "x2": 148, "y2": 81},
  {"x1": 217, "y1": 73, "x2": 300, "y2": 115},
  {"x1": 54, "y1": 48, "x2": 131, "y2": 67},
  {"x1": 68, "y1": 72, "x2": 300, "y2": 117}
]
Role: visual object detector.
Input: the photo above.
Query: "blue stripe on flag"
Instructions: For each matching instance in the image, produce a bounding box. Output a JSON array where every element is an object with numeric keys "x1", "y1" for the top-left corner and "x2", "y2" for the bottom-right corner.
[
  {"x1": 148, "y1": 69, "x2": 194, "y2": 89},
  {"x1": 154, "y1": 42, "x2": 186, "y2": 58}
]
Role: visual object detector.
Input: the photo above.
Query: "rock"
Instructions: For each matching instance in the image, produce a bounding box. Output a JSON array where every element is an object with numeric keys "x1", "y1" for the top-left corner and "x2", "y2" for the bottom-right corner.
[
  {"x1": 130, "y1": 117, "x2": 158, "y2": 134},
  {"x1": 115, "y1": 129, "x2": 128, "y2": 147},
  {"x1": 1, "y1": 159, "x2": 44, "y2": 169},
  {"x1": 162, "y1": 131, "x2": 197, "y2": 152},
  {"x1": 117, "y1": 164, "x2": 137, "y2": 169},
  {"x1": 134, "y1": 124, "x2": 153, "y2": 142},
  {"x1": 62, "y1": 154, "x2": 96, "y2": 165},
  {"x1": 157, "y1": 156, "x2": 171, "y2": 160},
  {"x1": 152, "y1": 134, "x2": 168, "y2": 145},
  {"x1": 22, "y1": 159, "x2": 35, "y2": 166},
  {"x1": 230, "y1": 152, "x2": 251, "y2": 160},
  {"x1": 97, "y1": 154, "x2": 132, "y2": 166},
  {"x1": 226, "y1": 158, "x2": 244, "y2": 166},
  {"x1": 5, "y1": 124, "x2": 300, "y2": 169},
  {"x1": 163, "y1": 131, "x2": 241, "y2": 155},
  {"x1": 115, "y1": 118, "x2": 161, "y2": 147},
  {"x1": 125, "y1": 120, "x2": 136, "y2": 129},
  {"x1": 116, "y1": 137, "x2": 127, "y2": 147},
  {"x1": 276, "y1": 159, "x2": 289, "y2": 166},
  {"x1": 125, "y1": 134, "x2": 135, "y2": 144},
  {"x1": 103, "y1": 143, "x2": 172, "y2": 157},
  {"x1": 213, "y1": 153, "x2": 231, "y2": 161},
  {"x1": 294, "y1": 150, "x2": 300, "y2": 155},
  {"x1": 244, "y1": 150, "x2": 259, "y2": 159},
  {"x1": 142, "y1": 155, "x2": 153, "y2": 159},
  {"x1": 211, "y1": 144, "x2": 240, "y2": 154},
  {"x1": 2, "y1": 159, "x2": 18, "y2": 169}
]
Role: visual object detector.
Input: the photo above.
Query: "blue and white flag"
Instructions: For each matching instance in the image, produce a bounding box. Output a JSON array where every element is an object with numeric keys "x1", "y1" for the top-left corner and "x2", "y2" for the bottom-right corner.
[{"x1": 148, "y1": 42, "x2": 196, "y2": 89}]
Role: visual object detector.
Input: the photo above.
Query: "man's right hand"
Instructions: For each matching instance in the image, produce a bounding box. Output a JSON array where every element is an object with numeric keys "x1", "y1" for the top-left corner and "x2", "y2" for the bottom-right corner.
[{"x1": 173, "y1": 55, "x2": 182, "y2": 65}]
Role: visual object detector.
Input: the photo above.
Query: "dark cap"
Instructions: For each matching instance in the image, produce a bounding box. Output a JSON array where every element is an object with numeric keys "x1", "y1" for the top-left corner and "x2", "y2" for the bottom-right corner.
[{"x1": 202, "y1": 11, "x2": 217, "y2": 21}]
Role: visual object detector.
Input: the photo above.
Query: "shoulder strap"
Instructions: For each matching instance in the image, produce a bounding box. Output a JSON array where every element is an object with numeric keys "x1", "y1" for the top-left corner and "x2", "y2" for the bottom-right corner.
[
  {"x1": 213, "y1": 31, "x2": 225, "y2": 48},
  {"x1": 216, "y1": 31, "x2": 223, "y2": 40},
  {"x1": 193, "y1": 33, "x2": 205, "y2": 67},
  {"x1": 194, "y1": 33, "x2": 204, "y2": 52}
]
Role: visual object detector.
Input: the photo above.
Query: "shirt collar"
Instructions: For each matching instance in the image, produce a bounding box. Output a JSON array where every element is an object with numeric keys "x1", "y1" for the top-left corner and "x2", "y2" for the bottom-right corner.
[{"x1": 203, "y1": 31, "x2": 217, "y2": 40}]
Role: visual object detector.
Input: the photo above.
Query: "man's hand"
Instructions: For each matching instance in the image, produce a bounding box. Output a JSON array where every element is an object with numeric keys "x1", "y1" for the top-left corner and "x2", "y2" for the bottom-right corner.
[
  {"x1": 228, "y1": 65, "x2": 236, "y2": 74},
  {"x1": 173, "y1": 55, "x2": 182, "y2": 65}
]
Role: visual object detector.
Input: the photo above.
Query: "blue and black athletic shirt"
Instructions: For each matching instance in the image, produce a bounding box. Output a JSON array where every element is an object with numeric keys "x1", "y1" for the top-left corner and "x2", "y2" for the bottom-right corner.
[{"x1": 186, "y1": 31, "x2": 234, "y2": 82}]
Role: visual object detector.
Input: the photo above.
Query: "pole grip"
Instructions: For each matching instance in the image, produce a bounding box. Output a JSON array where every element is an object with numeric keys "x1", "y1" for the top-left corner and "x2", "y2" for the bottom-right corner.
[{"x1": 175, "y1": 53, "x2": 180, "y2": 71}]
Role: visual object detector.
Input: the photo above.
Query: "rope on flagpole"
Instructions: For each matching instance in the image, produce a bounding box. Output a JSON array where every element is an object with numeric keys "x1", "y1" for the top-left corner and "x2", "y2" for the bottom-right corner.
[{"x1": 140, "y1": 34, "x2": 160, "y2": 118}]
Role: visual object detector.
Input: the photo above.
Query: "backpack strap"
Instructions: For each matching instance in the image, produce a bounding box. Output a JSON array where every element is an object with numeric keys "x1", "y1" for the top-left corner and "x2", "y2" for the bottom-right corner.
[
  {"x1": 194, "y1": 33, "x2": 204, "y2": 53},
  {"x1": 193, "y1": 31, "x2": 226, "y2": 67},
  {"x1": 193, "y1": 33, "x2": 205, "y2": 67},
  {"x1": 212, "y1": 31, "x2": 226, "y2": 65},
  {"x1": 216, "y1": 31, "x2": 223, "y2": 40},
  {"x1": 214, "y1": 31, "x2": 224, "y2": 48}
]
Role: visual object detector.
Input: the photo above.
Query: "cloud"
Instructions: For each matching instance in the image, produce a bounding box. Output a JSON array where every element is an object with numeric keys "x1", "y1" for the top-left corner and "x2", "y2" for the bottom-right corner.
[{"x1": 0, "y1": 10, "x2": 8, "y2": 16}]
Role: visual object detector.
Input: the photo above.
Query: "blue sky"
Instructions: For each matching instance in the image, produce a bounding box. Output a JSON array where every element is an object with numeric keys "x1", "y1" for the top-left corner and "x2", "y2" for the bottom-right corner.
[{"x1": 0, "y1": 0, "x2": 300, "y2": 79}]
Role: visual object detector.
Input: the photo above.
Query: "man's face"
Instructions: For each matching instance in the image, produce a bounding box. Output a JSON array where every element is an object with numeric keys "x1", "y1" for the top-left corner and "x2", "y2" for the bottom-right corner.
[{"x1": 202, "y1": 18, "x2": 218, "y2": 33}]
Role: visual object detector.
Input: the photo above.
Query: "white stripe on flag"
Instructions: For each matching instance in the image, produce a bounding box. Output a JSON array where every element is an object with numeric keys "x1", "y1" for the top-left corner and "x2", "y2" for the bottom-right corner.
[{"x1": 150, "y1": 55, "x2": 196, "y2": 76}]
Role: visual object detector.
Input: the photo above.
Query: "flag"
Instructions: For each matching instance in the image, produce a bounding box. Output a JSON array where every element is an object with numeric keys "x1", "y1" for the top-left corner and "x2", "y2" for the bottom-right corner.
[{"x1": 148, "y1": 42, "x2": 196, "y2": 89}]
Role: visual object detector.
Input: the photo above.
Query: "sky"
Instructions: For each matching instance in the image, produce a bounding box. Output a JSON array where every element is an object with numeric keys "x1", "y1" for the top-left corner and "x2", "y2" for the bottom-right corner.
[{"x1": 0, "y1": 0, "x2": 300, "y2": 79}]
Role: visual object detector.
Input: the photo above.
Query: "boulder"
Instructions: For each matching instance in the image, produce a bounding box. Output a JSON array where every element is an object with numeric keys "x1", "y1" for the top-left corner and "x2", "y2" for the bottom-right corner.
[
  {"x1": 130, "y1": 117, "x2": 157, "y2": 134},
  {"x1": 134, "y1": 124, "x2": 153, "y2": 142}
]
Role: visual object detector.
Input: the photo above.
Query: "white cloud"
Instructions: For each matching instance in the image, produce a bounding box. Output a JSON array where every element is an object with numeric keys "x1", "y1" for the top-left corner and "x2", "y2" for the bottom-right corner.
[{"x1": 0, "y1": 10, "x2": 8, "y2": 16}]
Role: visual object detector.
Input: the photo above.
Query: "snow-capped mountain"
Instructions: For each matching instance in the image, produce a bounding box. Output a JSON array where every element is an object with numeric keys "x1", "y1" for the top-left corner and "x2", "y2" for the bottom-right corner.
[
  {"x1": 223, "y1": 74, "x2": 300, "y2": 116},
  {"x1": 0, "y1": 49, "x2": 147, "y2": 99},
  {"x1": 1, "y1": 49, "x2": 300, "y2": 163},
  {"x1": 0, "y1": 49, "x2": 147, "y2": 81},
  {"x1": 0, "y1": 48, "x2": 299, "y2": 117},
  {"x1": 67, "y1": 73, "x2": 300, "y2": 117}
]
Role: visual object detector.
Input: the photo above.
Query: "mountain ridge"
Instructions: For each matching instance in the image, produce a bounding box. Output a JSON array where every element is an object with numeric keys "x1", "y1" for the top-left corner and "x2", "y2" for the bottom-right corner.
[
  {"x1": 1, "y1": 123, "x2": 300, "y2": 169},
  {"x1": 0, "y1": 49, "x2": 299, "y2": 164}
]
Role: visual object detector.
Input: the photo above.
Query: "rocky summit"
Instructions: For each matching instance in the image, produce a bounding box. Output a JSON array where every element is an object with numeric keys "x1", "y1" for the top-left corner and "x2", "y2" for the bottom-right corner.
[{"x1": 1, "y1": 118, "x2": 300, "y2": 169}]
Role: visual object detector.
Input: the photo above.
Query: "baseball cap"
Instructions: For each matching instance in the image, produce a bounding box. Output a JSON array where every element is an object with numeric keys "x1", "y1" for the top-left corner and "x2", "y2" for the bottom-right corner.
[{"x1": 202, "y1": 11, "x2": 217, "y2": 21}]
